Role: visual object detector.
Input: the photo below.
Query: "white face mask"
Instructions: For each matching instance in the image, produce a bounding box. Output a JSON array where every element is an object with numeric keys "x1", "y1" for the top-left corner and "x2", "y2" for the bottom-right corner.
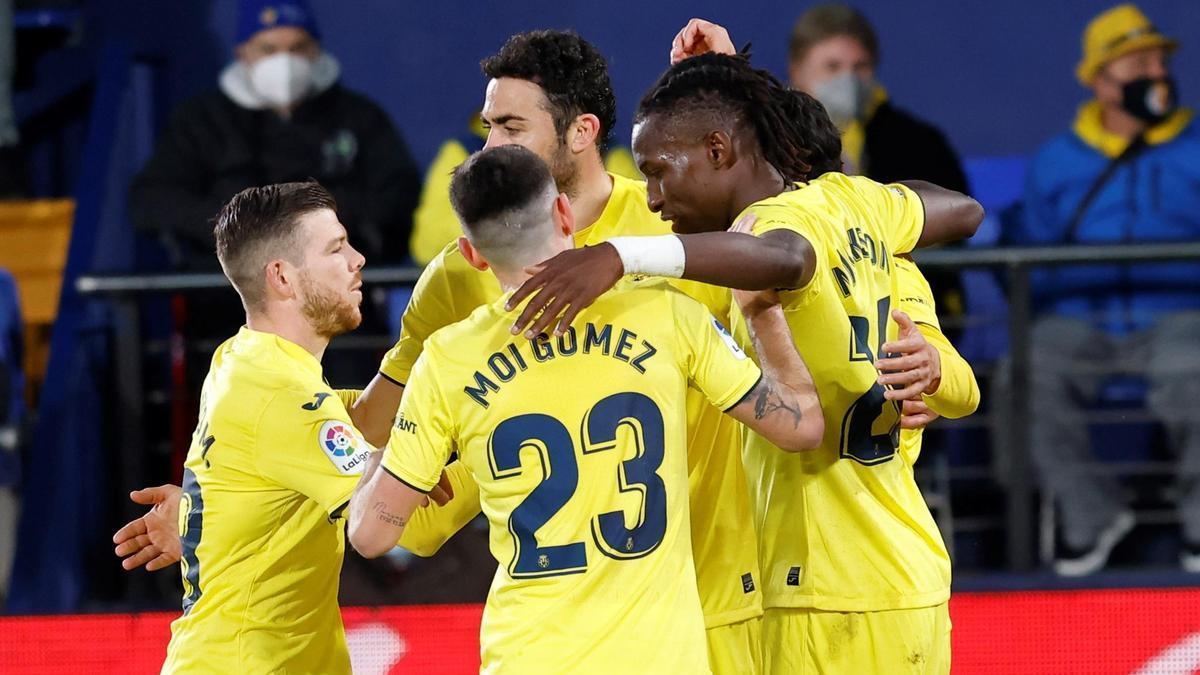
[
  {"x1": 812, "y1": 72, "x2": 874, "y2": 129},
  {"x1": 248, "y1": 52, "x2": 315, "y2": 108}
]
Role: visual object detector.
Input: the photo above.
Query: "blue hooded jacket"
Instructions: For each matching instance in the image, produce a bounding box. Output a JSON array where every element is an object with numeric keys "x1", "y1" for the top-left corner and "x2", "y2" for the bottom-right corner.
[{"x1": 1013, "y1": 102, "x2": 1200, "y2": 334}]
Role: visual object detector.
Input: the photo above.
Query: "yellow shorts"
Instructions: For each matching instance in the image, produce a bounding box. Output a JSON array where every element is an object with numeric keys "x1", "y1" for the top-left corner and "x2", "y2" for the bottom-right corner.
[
  {"x1": 706, "y1": 616, "x2": 763, "y2": 675},
  {"x1": 761, "y1": 603, "x2": 951, "y2": 675}
]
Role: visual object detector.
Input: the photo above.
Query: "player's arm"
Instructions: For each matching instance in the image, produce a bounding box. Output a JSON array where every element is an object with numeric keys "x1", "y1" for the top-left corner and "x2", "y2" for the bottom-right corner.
[
  {"x1": 397, "y1": 460, "x2": 481, "y2": 557},
  {"x1": 722, "y1": 293, "x2": 824, "y2": 451},
  {"x1": 348, "y1": 451, "x2": 428, "y2": 558},
  {"x1": 506, "y1": 220, "x2": 816, "y2": 338},
  {"x1": 901, "y1": 180, "x2": 984, "y2": 248},
  {"x1": 351, "y1": 375, "x2": 404, "y2": 448},
  {"x1": 349, "y1": 352, "x2": 457, "y2": 558}
]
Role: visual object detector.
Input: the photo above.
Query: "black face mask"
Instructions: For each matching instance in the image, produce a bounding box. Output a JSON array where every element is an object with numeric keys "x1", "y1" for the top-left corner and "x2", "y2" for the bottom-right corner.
[{"x1": 1120, "y1": 76, "x2": 1178, "y2": 125}]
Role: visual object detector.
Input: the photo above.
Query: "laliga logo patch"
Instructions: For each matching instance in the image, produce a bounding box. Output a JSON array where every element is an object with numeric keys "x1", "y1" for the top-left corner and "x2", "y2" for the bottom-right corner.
[
  {"x1": 319, "y1": 420, "x2": 371, "y2": 475},
  {"x1": 711, "y1": 316, "x2": 747, "y2": 360}
]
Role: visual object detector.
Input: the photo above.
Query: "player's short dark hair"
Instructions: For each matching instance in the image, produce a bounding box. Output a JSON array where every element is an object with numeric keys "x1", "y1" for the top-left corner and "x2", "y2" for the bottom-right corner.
[
  {"x1": 637, "y1": 53, "x2": 843, "y2": 182},
  {"x1": 213, "y1": 180, "x2": 337, "y2": 309},
  {"x1": 450, "y1": 146, "x2": 557, "y2": 265},
  {"x1": 789, "y1": 3, "x2": 880, "y2": 65},
  {"x1": 482, "y1": 30, "x2": 617, "y2": 151}
]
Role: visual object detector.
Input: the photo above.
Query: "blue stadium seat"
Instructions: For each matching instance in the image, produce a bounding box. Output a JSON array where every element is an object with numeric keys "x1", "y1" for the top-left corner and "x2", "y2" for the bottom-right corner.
[{"x1": 0, "y1": 268, "x2": 23, "y2": 487}]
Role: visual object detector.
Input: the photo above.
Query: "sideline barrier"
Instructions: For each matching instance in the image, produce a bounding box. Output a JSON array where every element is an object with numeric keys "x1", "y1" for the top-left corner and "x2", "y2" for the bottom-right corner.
[{"x1": 3, "y1": 588, "x2": 1200, "y2": 674}]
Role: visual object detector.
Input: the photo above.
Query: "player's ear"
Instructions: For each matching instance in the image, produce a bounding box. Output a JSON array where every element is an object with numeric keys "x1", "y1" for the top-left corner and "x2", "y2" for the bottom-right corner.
[
  {"x1": 457, "y1": 236, "x2": 490, "y2": 272},
  {"x1": 263, "y1": 259, "x2": 296, "y2": 300},
  {"x1": 706, "y1": 130, "x2": 735, "y2": 169},
  {"x1": 552, "y1": 193, "x2": 575, "y2": 238},
  {"x1": 569, "y1": 114, "x2": 601, "y2": 153}
]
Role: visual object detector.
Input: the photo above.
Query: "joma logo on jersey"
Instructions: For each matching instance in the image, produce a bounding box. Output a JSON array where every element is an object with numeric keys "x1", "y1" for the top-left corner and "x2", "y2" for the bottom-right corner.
[
  {"x1": 394, "y1": 414, "x2": 417, "y2": 434},
  {"x1": 302, "y1": 392, "x2": 331, "y2": 410}
]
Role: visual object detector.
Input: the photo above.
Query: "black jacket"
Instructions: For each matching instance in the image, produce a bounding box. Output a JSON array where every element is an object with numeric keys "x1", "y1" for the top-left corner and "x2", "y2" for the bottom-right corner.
[
  {"x1": 862, "y1": 101, "x2": 969, "y2": 195},
  {"x1": 129, "y1": 84, "x2": 421, "y2": 268}
]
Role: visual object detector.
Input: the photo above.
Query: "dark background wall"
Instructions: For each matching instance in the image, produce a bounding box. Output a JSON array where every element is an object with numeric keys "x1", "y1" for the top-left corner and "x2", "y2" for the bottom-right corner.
[{"x1": 76, "y1": 0, "x2": 1200, "y2": 165}]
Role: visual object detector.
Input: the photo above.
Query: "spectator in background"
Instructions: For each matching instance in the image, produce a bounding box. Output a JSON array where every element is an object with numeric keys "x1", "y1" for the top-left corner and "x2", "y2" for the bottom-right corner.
[
  {"x1": 787, "y1": 3, "x2": 968, "y2": 193},
  {"x1": 1007, "y1": 4, "x2": 1200, "y2": 576},
  {"x1": 130, "y1": 0, "x2": 421, "y2": 269},
  {"x1": 787, "y1": 3, "x2": 968, "y2": 319},
  {"x1": 408, "y1": 112, "x2": 640, "y2": 266}
]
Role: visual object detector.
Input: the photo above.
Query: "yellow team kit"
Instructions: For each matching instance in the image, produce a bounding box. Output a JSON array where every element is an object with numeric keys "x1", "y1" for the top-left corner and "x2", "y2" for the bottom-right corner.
[{"x1": 383, "y1": 279, "x2": 762, "y2": 674}]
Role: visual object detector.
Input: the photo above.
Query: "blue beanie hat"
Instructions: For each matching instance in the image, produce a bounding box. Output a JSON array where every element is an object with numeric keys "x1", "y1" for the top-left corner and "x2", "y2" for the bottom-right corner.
[{"x1": 235, "y1": 0, "x2": 320, "y2": 45}]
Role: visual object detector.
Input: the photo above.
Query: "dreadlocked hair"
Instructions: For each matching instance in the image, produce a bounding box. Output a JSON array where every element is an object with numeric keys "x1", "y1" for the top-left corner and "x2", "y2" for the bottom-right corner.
[{"x1": 637, "y1": 53, "x2": 843, "y2": 182}]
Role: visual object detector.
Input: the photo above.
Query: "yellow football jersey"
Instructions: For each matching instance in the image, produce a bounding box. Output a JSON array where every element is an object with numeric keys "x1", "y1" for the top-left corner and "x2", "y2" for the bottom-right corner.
[
  {"x1": 730, "y1": 173, "x2": 950, "y2": 612},
  {"x1": 382, "y1": 279, "x2": 761, "y2": 674},
  {"x1": 381, "y1": 173, "x2": 765, "y2": 627},
  {"x1": 163, "y1": 328, "x2": 373, "y2": 674}
]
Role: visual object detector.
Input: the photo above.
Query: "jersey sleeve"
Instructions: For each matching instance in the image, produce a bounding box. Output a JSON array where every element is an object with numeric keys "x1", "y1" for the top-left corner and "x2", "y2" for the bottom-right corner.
[
  {"x1": 255, "y1": 393, "x2": 374, "y2": 519},
  {"x1": 378, "y1": 246, "x2": 459, "y2": 386},
  {"x1": 381, "y1": 349, "x2": 457, "y2": 493},
  {"x1": 671, "y1": 291, "x2": 762, "y2": 411},
  {"x1": 849, "y1": 176, "x2": 925, "y2": 254},
  {"x1": 396, "y1": 460, "x2": 481, "y2": 557},
  {"x1": 895, "y1": 257, "x2": 979, "y2": 419}
]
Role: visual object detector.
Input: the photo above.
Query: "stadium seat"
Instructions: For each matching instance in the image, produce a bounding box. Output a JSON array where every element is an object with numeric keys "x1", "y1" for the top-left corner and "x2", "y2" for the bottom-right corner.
[{"x1": 0, "y1": 199, "x2": 74, "y2": 392}]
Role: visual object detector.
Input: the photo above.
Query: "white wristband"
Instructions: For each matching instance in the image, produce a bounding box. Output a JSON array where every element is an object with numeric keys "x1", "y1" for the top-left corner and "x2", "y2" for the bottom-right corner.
[{"x1": 606, "y1": 235, "x2": 686, "y2": 279}]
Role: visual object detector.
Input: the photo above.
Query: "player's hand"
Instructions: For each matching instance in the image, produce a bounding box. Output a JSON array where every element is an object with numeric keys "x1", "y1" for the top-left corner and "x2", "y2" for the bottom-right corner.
[
  {"x1": 875, "y1": 310, "x2": 941, "y2": 401},
  {"x1": 505, "y1": 244, "x2": 624, "y2": 339},
  {"x1": 425, "y1": 470, "x2": 454, "y2": 507},
  {"x1": 670, "y1": 18, "x2": 737, "y2": 64},
  {"x1": 113, "y1": 484, "x2": 183, "y2": 571},
  {"x1": 900, "y1": 399, "x2": 941, "y2": 429}
]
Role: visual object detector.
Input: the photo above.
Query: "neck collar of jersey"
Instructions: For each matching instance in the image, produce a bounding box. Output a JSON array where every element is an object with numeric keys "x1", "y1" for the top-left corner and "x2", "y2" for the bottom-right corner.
[
  {"x1": 236, "y1": 326, "x2": 323, "y2": 377},
  {"x1": 1073, "y1": 99, "x2": 1194, "y2": 158}
]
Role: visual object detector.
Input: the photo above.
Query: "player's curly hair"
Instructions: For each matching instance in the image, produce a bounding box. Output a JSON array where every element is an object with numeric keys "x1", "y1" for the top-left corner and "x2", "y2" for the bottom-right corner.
[
  {"x1": 636, "y1": 53, "x2": 843, "y2": 182},
  {"x1": 482, "y1": 30, "x2": 617, "y2": 151}
]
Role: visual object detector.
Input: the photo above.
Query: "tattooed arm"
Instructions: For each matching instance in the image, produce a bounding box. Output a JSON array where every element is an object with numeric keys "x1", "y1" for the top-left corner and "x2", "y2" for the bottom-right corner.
[
  {"x1": 348, "y1": 450, "x2": 429, "y2": 558},
  {"x1": 724, "y1": 294, "x2": 824, "y2": 452}
]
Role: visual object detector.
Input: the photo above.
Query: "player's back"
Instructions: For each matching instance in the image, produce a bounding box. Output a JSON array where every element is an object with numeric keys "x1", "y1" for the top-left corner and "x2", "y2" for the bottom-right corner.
[
  {"x1": 734, "y1": 173, "x2": 949, "y2": 612},
  {"x1": 164, "y1": 328, "x2": 367, "y2": 674},
  {"x1": 393, "y1": 279, "x2": 760, "y2": 674}
]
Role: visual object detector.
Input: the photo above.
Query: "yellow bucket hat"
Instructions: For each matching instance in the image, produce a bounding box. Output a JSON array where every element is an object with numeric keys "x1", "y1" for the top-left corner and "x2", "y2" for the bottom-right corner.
[{"x1": 1077, "y1": 4, "x2": 1177, "y2": 85}]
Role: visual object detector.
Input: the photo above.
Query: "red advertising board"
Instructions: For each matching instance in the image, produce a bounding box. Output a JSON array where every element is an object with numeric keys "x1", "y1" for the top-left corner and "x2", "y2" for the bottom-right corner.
[{"x1": 2, "y1": 589, "x2": 1199, "y2": 674}]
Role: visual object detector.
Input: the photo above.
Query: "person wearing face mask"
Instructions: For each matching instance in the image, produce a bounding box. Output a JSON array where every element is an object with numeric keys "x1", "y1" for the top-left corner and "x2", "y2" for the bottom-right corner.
[
  {"x1": 129, "y1": 0, "x2": 421, "y2": 270},
  {"x1": 787, "y1": 4, "x2": 968, "y2": 194},
  {"x1": 1005, "y1": 4, "x2": 1200, "y2": 577}
]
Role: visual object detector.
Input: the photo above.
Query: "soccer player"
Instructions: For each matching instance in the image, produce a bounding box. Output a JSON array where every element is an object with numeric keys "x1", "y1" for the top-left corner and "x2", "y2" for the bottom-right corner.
[
  {"x1": 347, "y1": 144, "x2": 825, "y2": 673},
  {"x1": 505, "y1": 53, "x2": 982, "y2": 673},
  {"x1": 348, "y1": 30, "x2": 778, "y2": 673},
  {"x1": 156, "y1": 181, "x2": 372, "y2": 673}
]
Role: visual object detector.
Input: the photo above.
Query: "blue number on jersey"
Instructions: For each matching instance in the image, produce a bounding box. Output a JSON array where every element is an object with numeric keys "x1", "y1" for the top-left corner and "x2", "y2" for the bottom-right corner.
[
  {"x1": 180, "y1": 466, "x2": 206, "y2": 613},
  {"x1": 840, "y1": 295, "x2": 901, "y2": 465},
  {"x1": 489, "y1": 414, "x2": 587, "y2": 578},
  {"x1": 583, "y1": 392, "x2": 667, "y2": 559},
  {"x1": 488, "y1": 394, "x2": 669, "y2": 576}
]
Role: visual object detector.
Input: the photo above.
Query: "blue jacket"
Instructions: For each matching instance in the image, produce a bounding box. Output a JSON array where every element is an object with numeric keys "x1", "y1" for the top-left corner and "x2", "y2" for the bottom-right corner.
[{"x1": 1013, "y1": 102, "x2": 1200, "y2": 334}]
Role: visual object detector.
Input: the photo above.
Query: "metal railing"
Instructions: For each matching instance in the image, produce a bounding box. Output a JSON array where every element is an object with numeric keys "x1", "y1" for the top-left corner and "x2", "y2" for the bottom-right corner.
[{"x1": 75, "y1": 241, "x2": 1200, "y2": 572}]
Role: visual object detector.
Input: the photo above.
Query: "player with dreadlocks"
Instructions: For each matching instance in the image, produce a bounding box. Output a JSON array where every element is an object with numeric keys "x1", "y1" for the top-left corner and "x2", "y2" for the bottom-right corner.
[{"x1": 507, "y1": 50, "x2": 982, "y2": 674}]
